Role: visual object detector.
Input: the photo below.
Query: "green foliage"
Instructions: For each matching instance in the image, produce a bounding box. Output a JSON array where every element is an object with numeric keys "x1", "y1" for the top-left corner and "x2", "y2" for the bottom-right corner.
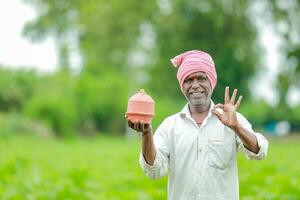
[
  {"x1": 0, "y1": 112, "x2": 53, "y2": 138},
  {"x1": 239, "y1": 100, "x2": 273, "y2": 127},
  {"x1": 267, "y1": 0, "x2": 300, "y2": 106},
  {"x1": 3, "y1": 0, "x2": 299, "y2": 135},
  {"x1": 23, "y1": 0, "x2": 260, "y2": 103},
  {"x1": 22, "y1": 71, "x2": 129, "y2": 136},
  {"x1": 238, "y1": 138, "x2": 300, "y2": 198},
  {"x1": 75, "y1": 72, "x2": 129, "y2": 133},
  {"x1": 0, "y1": 68, "x2": 38, "y2": 112},
  {"x1": 1, "y1": 135, "x2": 300, "y2": 199},
  {"x1": 291, "y1": 105, "x2": 300, "y2": 131},
  {"x1": 24, "y1": 72, "x2": 78, "y2": 137},
  {"x1": 0, "y1": 68, "x2": 131, "y2": 136},
  {"x1": 0, "y1": 135, "x2": 167, "y2": 199},
  {"x1": 151, "y1": 96, "x2": 186, "y2": 129},
  {"x1": 23, "y1": 0, "x2": 156, "y2": 74},
  {"x1": 147, "y1": 0, "x2": 260, "y2": 103}
]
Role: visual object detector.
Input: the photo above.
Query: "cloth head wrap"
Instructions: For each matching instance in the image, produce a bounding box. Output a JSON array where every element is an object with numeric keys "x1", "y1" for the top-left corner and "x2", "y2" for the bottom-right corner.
[{"x1": 170, "y1": 50, "x2": 217, "y2": 92}]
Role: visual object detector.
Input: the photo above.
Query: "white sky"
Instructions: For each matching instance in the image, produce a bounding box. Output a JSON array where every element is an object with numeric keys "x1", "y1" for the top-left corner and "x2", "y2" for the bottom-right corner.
[
  {"x1": 252, "y1": 25, "x2": 281, "y2": 105},
  {"x1": 0, "y1": 0, "x2": 298, "y2": 106},
  {"x1": 0, "y1": 0, "x2": 57, "y2": 73}
]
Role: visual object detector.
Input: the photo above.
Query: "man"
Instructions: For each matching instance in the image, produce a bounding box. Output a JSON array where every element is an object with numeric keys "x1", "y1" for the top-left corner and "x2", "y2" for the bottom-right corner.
[{"x1": 127, "y1": 50, "x2": 268, "y2": 200}]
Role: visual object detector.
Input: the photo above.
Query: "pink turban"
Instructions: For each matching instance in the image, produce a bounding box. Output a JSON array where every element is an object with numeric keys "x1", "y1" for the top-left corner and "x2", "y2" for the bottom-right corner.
[{"x1": 171, "y1": 50, "x2": 217, "y2": 92}]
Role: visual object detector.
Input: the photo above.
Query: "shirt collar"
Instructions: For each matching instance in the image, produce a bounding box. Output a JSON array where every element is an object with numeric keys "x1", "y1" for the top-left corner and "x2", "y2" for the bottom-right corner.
[{"x1": 179, "y1": 100, "x2": 215, "y2": 119}]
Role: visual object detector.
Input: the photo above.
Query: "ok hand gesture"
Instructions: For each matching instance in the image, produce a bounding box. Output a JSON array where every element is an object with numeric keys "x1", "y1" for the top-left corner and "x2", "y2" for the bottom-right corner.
[{"x1": 211, "y1": 86, "x2": 243, "y2": 130}]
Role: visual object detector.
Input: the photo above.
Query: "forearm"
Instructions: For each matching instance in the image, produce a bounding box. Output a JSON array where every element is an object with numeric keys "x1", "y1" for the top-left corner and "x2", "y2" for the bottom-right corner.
[
  {"x1": 141, "y1": 131, "x2": 157, "y2": 166},
  {"x1": 232, "y1": 123, "x2": 259, "y2": 154}
]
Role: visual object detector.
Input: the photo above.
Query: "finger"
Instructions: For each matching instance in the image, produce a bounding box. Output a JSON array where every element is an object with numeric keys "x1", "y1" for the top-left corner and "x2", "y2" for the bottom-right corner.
[
  {"x1": 235, "y1": 95, "x2": 243, "y2": 108},
  {"x1": 230, "y1": 89, "x2": 238, "y2": 104},
  {"x1": 141, "y1": 121, "x2": 151, "y2": 132},
  {"x1": 138, "y1": 121, "x2": 143, "y2": 132},
  {"x1": 136, "y1": 121, "x2": 141, "y2": 132},
  {"x1": 140, "y1": 121, "x2": 145, "y2": 132},
  {"x1": 133, "y1": 121, "x2": 138, "y2": 130},
  {"x1": 225, "y1": 86, "x2": 230, "y2": 103},
  {"x1": 144, "y1": 123, "x2": 150, "y2": 130},
  {"x1": 127, "y1": 120, "x2": 134, "y2": 129},
  {"x1": 211, "y1": 109, "x2": 222, "y2": 120},
  {"x1": 214, "y1": 103, "x2": 224, "y2": 110}
]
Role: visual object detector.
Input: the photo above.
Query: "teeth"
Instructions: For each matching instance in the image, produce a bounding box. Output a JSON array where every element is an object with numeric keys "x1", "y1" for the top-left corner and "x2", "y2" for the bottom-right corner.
[
  {"x1": 189, "y1": 91, "x2": 205, "y2": 96},
  {"x1": 191, "y1": 92, "x2": 202, "y2": 96}
]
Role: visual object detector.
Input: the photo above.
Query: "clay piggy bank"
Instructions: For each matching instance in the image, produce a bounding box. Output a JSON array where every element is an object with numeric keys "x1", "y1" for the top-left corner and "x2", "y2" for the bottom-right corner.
[{"x1": 125, "y1": 89, "x2": 155, "y2": 123}]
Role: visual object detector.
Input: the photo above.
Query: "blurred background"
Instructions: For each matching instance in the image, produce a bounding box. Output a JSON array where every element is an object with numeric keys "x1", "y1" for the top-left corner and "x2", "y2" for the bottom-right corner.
[{"x1": 0, "y1": 0, "x2": 299, "y2": 199}]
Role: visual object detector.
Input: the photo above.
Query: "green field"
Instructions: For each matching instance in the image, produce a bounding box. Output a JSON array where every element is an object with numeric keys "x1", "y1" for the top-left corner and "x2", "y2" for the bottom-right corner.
[{"x1": 0, "y1": 135, "x2": 299, "y2": 200}]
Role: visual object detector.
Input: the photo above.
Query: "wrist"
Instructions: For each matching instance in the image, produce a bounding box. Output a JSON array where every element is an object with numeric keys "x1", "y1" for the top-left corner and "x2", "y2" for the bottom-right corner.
[
  {"x1": 231, "y1": 123, "x2": 242, "y2": 133},
  {"x1": 142, "y1": 130, "x2": 152, "y2": 136}
]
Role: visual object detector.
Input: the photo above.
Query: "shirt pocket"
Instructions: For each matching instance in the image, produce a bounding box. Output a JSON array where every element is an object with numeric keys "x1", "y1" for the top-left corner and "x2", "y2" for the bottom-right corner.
[{"x1": 207, "y1": 138, "x2": 235, "y2": 170}]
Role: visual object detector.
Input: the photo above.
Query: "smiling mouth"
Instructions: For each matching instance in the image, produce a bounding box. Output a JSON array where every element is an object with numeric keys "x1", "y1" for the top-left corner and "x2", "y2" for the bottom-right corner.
[{"x1": 189, "y1": 91, "x2": 205, "y2": 97}]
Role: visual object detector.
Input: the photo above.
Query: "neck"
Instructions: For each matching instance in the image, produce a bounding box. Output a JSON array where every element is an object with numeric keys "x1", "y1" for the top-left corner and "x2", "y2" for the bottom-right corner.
[{"x1": 188, "y1": 102, "x2": 211, "y2": 125}]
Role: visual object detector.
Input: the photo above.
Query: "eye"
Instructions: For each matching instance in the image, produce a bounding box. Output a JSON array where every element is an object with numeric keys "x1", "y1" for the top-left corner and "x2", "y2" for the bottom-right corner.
[
  {"x1": 184, "y1": 78, "x2": 192, "y2": 84},
  {"x1": 198, "y1": 76, "x2": 207, "y2": 81}
]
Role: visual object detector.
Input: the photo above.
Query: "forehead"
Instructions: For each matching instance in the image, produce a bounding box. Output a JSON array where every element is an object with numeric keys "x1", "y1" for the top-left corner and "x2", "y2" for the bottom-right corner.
[{"x1": 185, "y1": 71, "x2": 207, "y2": 79}]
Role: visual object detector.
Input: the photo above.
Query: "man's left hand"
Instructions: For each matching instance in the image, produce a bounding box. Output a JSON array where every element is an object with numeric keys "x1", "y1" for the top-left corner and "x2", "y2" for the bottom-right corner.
[{"x1": 211, "y1": 86, "x2": 243, "y2": 130}]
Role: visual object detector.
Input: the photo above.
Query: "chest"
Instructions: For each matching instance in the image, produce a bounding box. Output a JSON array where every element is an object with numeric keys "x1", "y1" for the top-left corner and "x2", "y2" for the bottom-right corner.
[{"x1": 169, "y1": 117, "x2": 237, "y2": 169}]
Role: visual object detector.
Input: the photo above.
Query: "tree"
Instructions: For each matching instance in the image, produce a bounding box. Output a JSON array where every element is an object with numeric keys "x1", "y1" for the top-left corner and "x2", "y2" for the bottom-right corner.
[
  {"x1": 266, "y1": 0, "x2": 300, "y2": 106},
  {"x1": 146, "y1": 0, "x2": 260, "y2": 103},
  {"x1": 23, "y1": 0, "x2": 156, "y2": 74},
  {"x1": 23, "y1": 0, "x2": 260, "y2": 100},
  {"x1": 22, "y1": 0, "x2": 273, "y2": 133}
]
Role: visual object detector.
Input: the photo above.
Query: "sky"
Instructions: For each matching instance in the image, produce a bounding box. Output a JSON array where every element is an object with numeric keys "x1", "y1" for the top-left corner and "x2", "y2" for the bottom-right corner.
[
  {"x1": 0, "y1": 0, "x2": 57, "y2": 73},
  {"x1": 0, "y1": 0, "x2": 298, "y2": 106}
]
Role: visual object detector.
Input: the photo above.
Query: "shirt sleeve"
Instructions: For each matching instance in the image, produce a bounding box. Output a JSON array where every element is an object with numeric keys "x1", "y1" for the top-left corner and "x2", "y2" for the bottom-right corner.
[
  {"x1": 236, "y1": 113, "x2": 269, "y2": 160},
  {"x1": 139, "y1": 119, "x2": 170, "y2": 180}
]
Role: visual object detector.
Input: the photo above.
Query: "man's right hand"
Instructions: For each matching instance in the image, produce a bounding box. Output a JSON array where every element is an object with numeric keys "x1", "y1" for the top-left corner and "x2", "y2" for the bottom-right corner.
[
  {"x1": 126, "y1": 117, "x2": 156, "y2": 166},
  {"x1": 126, "y1": 118, "x2": 152, "y2": 135}
]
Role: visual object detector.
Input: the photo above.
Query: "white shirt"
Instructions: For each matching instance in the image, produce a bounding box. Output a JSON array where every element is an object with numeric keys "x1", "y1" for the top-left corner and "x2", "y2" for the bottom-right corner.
[{"x1": 140, "y1": 102, "x2": 268, "y2": 200}]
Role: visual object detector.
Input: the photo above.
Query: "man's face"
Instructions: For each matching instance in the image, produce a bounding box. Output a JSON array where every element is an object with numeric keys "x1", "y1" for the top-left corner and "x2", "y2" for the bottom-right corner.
[{"x1": 182, "y1": 71, "x2": 212, "y2": 108}]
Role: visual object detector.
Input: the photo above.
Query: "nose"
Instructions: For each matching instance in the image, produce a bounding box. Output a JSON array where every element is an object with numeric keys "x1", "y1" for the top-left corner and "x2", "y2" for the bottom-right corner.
[{"x1": 191, "y1": 79, "x2": 200, "y2": 89}]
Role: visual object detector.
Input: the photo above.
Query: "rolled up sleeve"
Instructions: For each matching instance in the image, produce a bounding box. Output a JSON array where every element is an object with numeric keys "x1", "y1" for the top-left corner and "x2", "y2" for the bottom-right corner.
[
  {"x1": 139, "y1": 120, "x2": 170, "y2": 179},
  {"x1": 238, "y1": 132, "x2": 268, "y2": 160},
  {"x1": 236, "y1": 113, "x2": 269, "y2": 160},
  {"x1": 139, "y1": 149, "x2": 169, "y2": 179}
]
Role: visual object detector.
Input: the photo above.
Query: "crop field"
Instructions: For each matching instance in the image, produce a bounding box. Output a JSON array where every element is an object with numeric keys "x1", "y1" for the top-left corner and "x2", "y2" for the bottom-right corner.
[{"x1": 0, "y1": 135, "x2": 299, "y2": 199}]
